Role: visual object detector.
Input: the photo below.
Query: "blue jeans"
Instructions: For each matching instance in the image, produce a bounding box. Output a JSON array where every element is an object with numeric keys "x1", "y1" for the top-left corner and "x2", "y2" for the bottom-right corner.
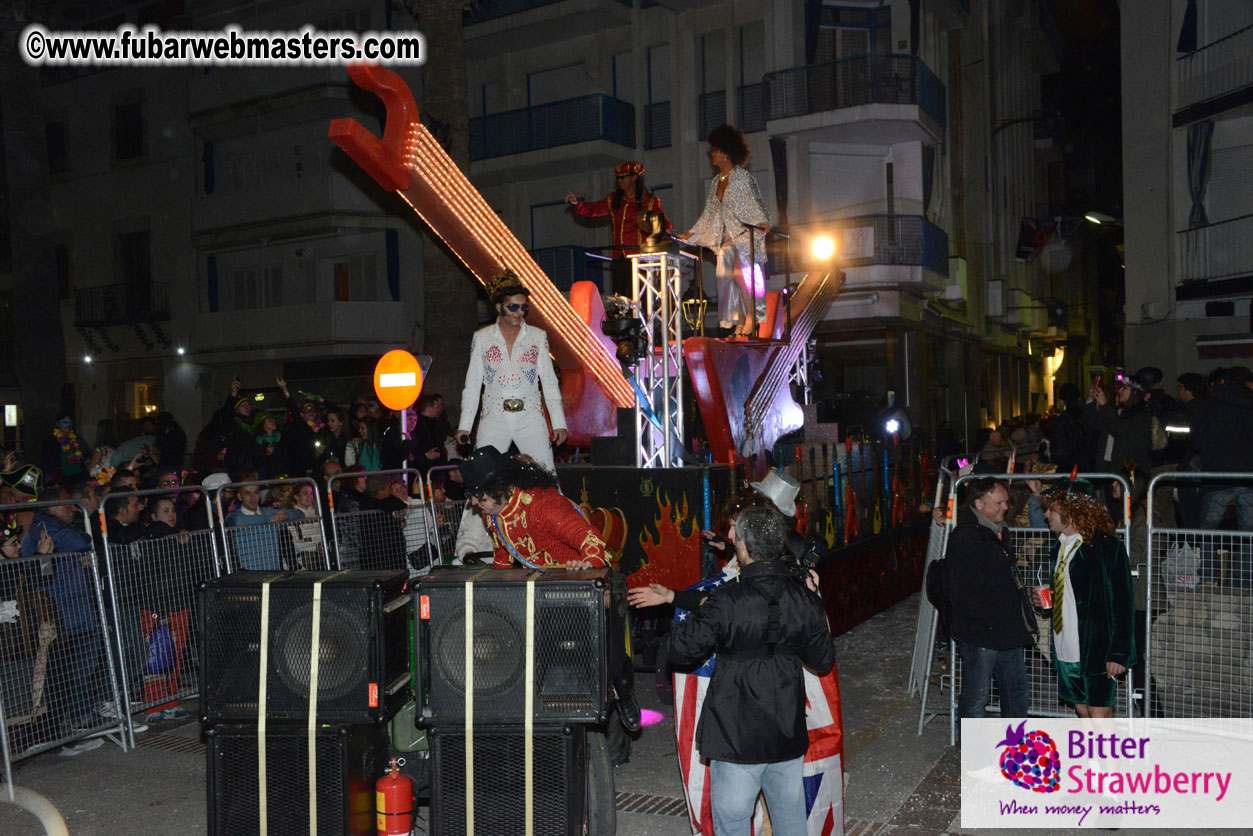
[
  {"x1": 957, "y1": 641, "x2": 1028, "y2": 719},
  {"x1": 710, "y1": 755, "x2": 807, "y2": 836},
  {"x1": 1200, "y1": 487, "x2": 1253, "y2": 585}
]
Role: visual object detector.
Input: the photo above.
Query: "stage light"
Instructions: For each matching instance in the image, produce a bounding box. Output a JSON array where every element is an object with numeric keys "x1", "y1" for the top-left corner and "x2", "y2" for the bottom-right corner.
[
  {"x1": 83, "y1": 354, "x2": 92, "y2": 364},
  {"x1": 810, "y1": 235, "x2": 837, "y2": 262},
  {"x1": 177, "y1": 347, "x2": 185, "y2": 355},
  {"x1": 877, "y1": 406, "x2": 912, "y2": 441}
]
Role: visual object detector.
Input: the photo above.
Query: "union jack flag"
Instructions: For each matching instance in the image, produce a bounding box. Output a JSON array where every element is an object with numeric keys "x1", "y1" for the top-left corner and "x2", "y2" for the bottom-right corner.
[{"x1": 673, "y1": 574, "x2": 845, "y2": 836}]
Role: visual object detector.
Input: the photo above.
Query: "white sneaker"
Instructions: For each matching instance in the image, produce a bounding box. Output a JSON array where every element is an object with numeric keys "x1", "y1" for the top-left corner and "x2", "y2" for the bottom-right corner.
[
  {"x1": 130, "y1": 718, "x2": 149, "y2": 734},
  {"x1": 59, "y1": 738, "x2": 105, "y2": 757}
]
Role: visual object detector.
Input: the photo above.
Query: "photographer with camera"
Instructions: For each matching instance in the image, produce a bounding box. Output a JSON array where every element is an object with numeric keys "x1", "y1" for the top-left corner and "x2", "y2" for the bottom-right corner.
[{"x1": 666, "y1": 506, "x2": 834, "y2": 835}]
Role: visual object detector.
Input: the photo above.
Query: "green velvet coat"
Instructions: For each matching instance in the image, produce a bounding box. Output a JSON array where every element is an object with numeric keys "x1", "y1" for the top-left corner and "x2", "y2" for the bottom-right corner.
[{"x1": 1049, "y1": 530, "x2": 1138, "y2": 676}]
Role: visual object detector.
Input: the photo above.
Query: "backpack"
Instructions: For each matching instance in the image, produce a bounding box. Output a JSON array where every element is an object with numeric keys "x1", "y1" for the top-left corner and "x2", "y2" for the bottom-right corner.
[{"x1": 925, "y1": 558, "x2": 950, "y2": 628}]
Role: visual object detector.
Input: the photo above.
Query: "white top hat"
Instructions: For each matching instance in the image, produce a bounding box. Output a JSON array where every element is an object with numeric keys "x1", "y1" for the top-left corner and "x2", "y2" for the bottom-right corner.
[{"x1": 750, "y1": 468, "x2": 800, "y2": 517}]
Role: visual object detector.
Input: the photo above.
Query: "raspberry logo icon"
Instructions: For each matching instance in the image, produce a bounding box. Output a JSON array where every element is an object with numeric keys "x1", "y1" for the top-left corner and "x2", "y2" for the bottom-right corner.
[{"x1": 996, "y1": 721, "x2": 1061, "y2": 793}]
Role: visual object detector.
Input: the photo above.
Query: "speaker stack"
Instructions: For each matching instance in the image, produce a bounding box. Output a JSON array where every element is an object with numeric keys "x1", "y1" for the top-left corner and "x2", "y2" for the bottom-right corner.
[
  {"x1": 415, "y1": 566, "x2": 611, "y2": 836},
  {"x1": 200, "y1": 570, "x2": 412, "y2": 836}
]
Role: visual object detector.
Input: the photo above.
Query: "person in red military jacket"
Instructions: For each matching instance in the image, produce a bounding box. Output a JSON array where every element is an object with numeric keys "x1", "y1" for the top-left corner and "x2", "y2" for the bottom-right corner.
[
  {"x1": 459, "y1": 447, "x2": 604, "y2": 569},
  {"x1": 458, "y1": 446, "x2": 640, "y2": 734},
  {"x1": 566, "y1": 160, "x2": 671, "y2": 295}
]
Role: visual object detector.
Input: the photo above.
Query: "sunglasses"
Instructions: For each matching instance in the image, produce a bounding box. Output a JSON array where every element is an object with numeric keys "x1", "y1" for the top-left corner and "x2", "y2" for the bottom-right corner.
[{"x1": 503, "y1": 303, "x2": 529, "y2": 314}]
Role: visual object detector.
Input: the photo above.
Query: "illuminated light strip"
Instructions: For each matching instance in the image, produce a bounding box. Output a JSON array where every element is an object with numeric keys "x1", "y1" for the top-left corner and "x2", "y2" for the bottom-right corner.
[
  {"x1": 745, "y1": 272, "x2": 842, "y2": 432},
  {"x1": 330, "y1": 66, "x2": 632, "y2": 407},
  {"x1": 403, "y1": 131, "x2": 630, "y2": 401}
]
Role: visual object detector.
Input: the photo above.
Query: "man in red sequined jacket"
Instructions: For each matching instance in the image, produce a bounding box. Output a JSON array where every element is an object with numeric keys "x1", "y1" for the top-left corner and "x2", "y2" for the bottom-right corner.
[{"x1": 458, "y1": 447, "x2": 638, "y2": 732}]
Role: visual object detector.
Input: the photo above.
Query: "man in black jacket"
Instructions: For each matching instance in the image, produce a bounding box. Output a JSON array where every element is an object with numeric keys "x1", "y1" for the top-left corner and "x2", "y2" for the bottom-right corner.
[
  {"x1": 667, "y1": 506, "x2": 834, "y2": 836},
  {"x1": 945, "y1": 477, "x2": 1036, "y2": 719},
  {"x1": 1192, "y1": 365, "x2": 1253, "y2": 535}
]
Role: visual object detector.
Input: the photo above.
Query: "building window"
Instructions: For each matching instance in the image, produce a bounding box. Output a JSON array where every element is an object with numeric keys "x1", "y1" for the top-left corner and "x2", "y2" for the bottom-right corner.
[
  {"x1": 118, "y1": 230, "x2": 151, "y2": 286},
  {"x1": 699, "y1": 31, "x2": 727, "y2": 141},
  {"x1": 47, "y1": 121, "x2": 68, "y2": 174},
  {"x1": 815, "y1": 5, "x2": 892, "y2": 62},
  {"x1": 231, "y1": 265, "x2": 283, "y2": 310},
  {"x1": 114, "y1": 101, "x2": 145, "y2": 160},
  {"x1": 332, "y1": 254, "x2": 379, "y2": 302},
  {"x1": 55, "y1": 244, "x2": 70, "y2": 300}
]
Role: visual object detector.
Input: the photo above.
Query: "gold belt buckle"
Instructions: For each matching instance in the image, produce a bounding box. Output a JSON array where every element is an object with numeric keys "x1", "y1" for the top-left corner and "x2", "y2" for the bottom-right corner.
[{"x1": 503, "y1": 399, "x2": 524, "y2": 412}]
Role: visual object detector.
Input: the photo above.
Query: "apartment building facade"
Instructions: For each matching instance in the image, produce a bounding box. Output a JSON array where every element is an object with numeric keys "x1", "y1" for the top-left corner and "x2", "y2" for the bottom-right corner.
[
  {"x1": 24, "y1": 0, "x2": 428, "y2": 442},
  {"x1": 465, "y1": 0, "x2": 1088, "y2": 443},
  {"x1": 1122, "y1": 0, "x2": 1253, "y2": 377}
]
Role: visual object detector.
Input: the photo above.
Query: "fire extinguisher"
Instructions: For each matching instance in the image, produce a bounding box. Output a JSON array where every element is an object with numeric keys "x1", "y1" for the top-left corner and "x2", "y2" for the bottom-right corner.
[{"x1": 376, "y1": 757, "x2": 414, "y2": 836}]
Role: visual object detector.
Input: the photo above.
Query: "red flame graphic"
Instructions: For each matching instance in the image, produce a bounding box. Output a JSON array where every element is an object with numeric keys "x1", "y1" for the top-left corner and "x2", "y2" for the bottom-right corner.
[{"x1": 630, "y1": 490, "x2": 703, "y2": 591}]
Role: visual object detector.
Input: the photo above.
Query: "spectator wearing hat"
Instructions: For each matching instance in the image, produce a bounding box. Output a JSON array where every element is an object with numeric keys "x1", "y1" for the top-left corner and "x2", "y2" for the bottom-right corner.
[
  {"x1": 41, "y1": 413, "x2": 94, "y2": 486},
  {"x1": 566, "y1": 160, "x2": 670, "y2": 295},
  {"x1": 459, "y1": 446, "x2": 639, "y2": 732},
  {"x1": 456, "y1": 271, "x2": 567, "y2": 474},
  {"x1": 215, "y1": 377, "x2": 260, "y2": 474},
  {"x1": 1041, "y1": 484, "x2": 1136, "y2": 718},
  {"x1": 1083, "y1": 369, "x2": 1158, "y2": 477},
  {"x1": 22, "y1": 495, "x2": 104, "y2": 736}
]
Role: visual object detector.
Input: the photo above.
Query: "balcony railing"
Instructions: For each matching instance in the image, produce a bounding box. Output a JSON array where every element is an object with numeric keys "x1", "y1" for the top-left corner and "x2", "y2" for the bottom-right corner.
[
  {"x1": 787, "y1": 215, "x2": 948, "y2": 277},
  {"x1": 1177, "y1": 213, "x2": 1253, "y2": 283},
  {"x1": 737, "y1": 83, "x2": 766, "y2": 133},
  {"x1": 644, "y1": 101, "x2": 671, "y2": 149},
  {"x1": 1176, "y1": 23, "x2": 1253, "y2": 111},
  {"x1": 529, "y1": 245, "x2": 608, "y2": 292},
  {"x1": 74, "y1": 282, "x2": 170, "y2": 326},
  {"x1": 470, "y1": 94, "x2": 635, "y2": 161},
  {"x1": 763, "y1": 54, "x2": 946, "y2": 129}
]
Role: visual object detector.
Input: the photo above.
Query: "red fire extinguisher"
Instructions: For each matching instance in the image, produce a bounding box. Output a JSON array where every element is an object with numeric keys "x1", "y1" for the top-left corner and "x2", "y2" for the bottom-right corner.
[{"x1": 376, "y1": 757, "x2": 414, "y2": 836}]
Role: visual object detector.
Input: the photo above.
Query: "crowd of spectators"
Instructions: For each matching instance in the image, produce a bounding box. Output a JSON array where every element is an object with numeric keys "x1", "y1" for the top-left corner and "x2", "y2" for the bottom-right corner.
[{"x1": 0, "y1": 377, "x2": 466, "y2": 756}]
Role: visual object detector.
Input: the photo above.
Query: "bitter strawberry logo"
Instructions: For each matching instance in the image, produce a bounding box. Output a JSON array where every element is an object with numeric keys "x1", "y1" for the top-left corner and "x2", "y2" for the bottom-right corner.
[{"x1": 996, "y1": 721, "x2": 1061, "y2": 793}]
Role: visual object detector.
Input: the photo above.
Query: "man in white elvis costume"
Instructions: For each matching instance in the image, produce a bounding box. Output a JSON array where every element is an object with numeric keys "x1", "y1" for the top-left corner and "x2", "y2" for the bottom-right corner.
[{"x1": 455, "y1": 271, "x2": 567, "y2": 474}]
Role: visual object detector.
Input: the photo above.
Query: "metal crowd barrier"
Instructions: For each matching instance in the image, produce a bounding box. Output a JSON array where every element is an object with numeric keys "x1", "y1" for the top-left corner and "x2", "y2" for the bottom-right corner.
[
  {"x1": 424, "y1": 465, "x2": 476, "y2": 563},
  {"x1": 213, "y1": 477, "x2": 329, "y2": 574},
  {"x1": 0, "y1": 499, "x2": 128, "y2": 798},
  {"x1": 909, "y1": 460, "x2": 954, "y2": 706},
  {"x1": 326, "y1": 469, "x2": 432, "y2": 573},
  {"x1": 1146, "y1": 472, "x2": 1253, "y2": 719},
  {"x1": 98, "y1": 486, "x2": 220, "y2": 745},
  {"x1": 915, "y1": 472, "x2": 1135, "y2": 744}
]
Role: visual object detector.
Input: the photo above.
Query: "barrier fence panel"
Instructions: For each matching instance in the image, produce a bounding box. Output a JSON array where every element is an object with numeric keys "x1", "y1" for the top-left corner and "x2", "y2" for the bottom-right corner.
[
  {"x1": 0, "y1": 500, "x2": 127, "y2": 796},
  {"x1": 328, "y1": 469, "x2": 433, "y2": 573},
  {"x1": 98, "y1": 487, "x2": 220, "y2": 742},
  {"x1": 426, "y1": 465, "x2": 473, "y2": 564},
  {"x1": 214, "y1": 478, "x2": 328, "y2": 574},
  {"x1": 926, "y1": 473, "x2": 1134, "y2": 743},
  {"x1": 1147, "y1": 472, "x2": 1253, "y2": 719}
]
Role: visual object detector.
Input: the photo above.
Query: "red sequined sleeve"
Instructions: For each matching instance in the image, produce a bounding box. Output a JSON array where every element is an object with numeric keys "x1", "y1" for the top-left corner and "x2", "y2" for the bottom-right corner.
[
  {"x1": 573, "y1": 195, "x2": 612, "y2": 219},
  {"x1": 547, "y1": 495, "x2": 607, "y2": 567}
]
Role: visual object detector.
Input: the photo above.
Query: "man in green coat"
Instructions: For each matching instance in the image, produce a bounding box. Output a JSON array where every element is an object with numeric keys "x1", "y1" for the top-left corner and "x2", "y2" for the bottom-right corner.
[{"x1": 1042, "y1": 485, "x2": 1136, "y2": 718}]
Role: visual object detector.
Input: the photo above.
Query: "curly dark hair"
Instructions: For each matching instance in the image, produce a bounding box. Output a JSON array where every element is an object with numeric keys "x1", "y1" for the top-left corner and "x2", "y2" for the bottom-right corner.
[
  {"x1": 477, "y1": 457, "x2": 558, "y2": 504},
  {"x1": 706, "y1": 124, "x2": 750, "y2": 166}
]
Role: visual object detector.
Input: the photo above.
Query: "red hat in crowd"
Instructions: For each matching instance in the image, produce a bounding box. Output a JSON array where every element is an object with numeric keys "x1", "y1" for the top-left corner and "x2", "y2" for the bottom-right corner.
[{"x1": 614, "y1": 160, "x2": 644, "y2": 177}]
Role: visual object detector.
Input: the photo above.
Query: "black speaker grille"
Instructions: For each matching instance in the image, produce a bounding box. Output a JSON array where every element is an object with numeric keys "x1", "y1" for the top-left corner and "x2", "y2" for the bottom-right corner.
[
  {"x1": 430, "y1": 726, "x2": 586, "y2": 836},
  {"x1": 200, "y1": 571, "x2": 411, "y2": 723},
  {"x1": 207, "y1": 723, "x2": 385, "y2": 836},
  {"x1": 418, "y1": 570, "x2": 609, "y2": 724}
]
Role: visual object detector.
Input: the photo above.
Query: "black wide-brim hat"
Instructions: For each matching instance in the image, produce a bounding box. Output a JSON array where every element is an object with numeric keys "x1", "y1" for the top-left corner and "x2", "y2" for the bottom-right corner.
[{"x1": 458, "y1": 446, "x2": 510, "y2": 494}]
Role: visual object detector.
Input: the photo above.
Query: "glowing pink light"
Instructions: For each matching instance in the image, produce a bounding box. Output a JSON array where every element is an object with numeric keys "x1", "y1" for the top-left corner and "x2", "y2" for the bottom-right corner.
[
  {"x1": 750, "y1": 263, "x2": 766, "y2": 298},
  {"x1": 640, "y1": 708, "x2": 665, "y2": 728}
]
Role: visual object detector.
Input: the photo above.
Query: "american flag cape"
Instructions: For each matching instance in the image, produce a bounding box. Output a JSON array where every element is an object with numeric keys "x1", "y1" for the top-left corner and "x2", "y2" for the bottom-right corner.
[{"x1": 673, "y1": 574, "x2": 845, "y2": 836}]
